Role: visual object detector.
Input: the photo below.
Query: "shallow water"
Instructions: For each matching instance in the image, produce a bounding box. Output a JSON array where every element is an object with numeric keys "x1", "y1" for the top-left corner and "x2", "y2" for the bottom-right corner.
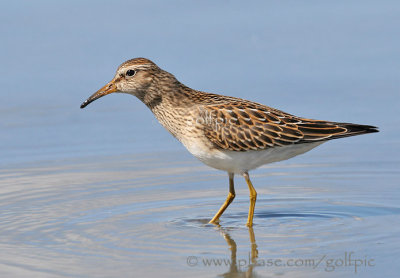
[
  {"x1": 1, "y1": 149, "x2": 399, "y2": 277},
  {"x1": 1, "y1": 0, "x2": 400, "y2": 277}
]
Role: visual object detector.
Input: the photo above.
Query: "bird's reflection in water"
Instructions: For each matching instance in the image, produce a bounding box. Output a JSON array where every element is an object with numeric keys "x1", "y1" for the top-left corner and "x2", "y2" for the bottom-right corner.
[{"x1": 216, "y1": 226, "x2": 263, "y2": 278}]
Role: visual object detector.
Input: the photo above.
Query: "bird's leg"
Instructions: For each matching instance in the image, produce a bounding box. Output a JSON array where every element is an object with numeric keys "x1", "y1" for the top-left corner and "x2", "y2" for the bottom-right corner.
[
  {"x1": 243, "y1": 172, "x2": 257, "y2": 227},
  {"x1": 209, "y1": 173, "x2": 235, "y2": 224}
]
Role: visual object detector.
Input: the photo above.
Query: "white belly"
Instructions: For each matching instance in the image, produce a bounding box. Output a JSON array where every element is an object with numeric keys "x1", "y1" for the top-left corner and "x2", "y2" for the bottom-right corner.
[{"x1": 183, "y1": 140, "x2": 324, "y2": 174}]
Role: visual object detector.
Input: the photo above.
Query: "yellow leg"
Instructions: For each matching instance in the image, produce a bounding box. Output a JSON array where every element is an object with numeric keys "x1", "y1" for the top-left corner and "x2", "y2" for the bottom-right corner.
[
  {"x1": 244, "y1": 172, "x2": 257, "y2": 227},
  {"x1": 209, "y1": 173, "x2": 235, "y2": 224}
]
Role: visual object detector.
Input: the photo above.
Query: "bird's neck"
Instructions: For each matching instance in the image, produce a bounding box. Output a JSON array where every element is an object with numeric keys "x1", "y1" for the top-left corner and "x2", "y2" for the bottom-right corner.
[{"x1": 141, "y1": 74, "x2": 195, "y2": 111}]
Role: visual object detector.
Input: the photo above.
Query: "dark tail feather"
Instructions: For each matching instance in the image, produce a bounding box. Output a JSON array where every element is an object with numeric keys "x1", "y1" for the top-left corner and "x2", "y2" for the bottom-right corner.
[{"x1": 331, "y1": 123, "x2": 379, "y2": 139}]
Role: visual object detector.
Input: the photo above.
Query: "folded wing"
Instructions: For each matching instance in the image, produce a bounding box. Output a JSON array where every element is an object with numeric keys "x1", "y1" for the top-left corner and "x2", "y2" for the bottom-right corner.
[{"x1": 202, "y1": 102, "x2": 378, "y2": 152}]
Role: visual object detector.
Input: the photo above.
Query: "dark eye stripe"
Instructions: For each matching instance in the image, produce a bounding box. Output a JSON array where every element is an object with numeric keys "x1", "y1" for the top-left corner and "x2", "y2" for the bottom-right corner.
[{"x1": 126, "y1": 69, "x2": 136, "y2": 76}]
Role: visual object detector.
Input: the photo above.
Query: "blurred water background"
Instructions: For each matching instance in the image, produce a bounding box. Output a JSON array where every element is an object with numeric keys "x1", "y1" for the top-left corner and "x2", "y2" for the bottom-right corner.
[{"x1": 0, "y1": 1, "x2": 399, "y2": 277}]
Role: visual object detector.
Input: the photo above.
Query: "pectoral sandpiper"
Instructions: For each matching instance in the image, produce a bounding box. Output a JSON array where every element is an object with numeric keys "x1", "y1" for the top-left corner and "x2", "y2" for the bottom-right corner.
[{"x1": 80, "y1": 58, "x2": 378, "y2": 227}]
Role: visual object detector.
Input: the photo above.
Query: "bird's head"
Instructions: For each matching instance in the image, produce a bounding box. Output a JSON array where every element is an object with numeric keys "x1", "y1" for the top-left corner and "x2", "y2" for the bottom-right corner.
[{"x1": 80, "y1": 58, "x2": 160, "y2": 109}]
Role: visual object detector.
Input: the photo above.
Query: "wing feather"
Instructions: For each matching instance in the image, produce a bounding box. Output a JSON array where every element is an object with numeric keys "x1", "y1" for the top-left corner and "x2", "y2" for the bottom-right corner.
[{"x1": 201, "y1": 101, "x2": 365, "y2": 151}]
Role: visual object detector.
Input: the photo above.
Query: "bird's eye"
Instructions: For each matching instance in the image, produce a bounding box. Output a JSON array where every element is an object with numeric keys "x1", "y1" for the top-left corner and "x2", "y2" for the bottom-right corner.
[{"x1": 126, "y1": 69, "x2": 136, "y2": 76}]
